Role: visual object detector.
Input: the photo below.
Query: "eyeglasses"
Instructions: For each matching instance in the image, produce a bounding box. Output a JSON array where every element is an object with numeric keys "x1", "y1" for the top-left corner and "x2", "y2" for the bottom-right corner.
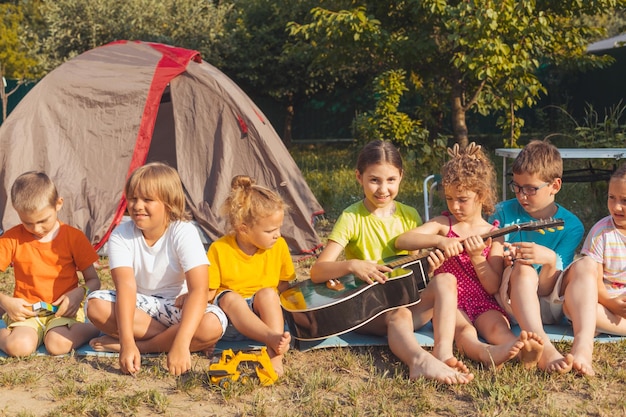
[{"x1": 508, "y1": 181, "x2": 549, "y2": 196}]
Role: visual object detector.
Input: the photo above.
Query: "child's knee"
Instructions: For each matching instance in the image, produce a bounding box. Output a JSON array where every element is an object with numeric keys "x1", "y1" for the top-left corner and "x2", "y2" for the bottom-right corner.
[
  {"x1": 217, "y1": 291, "x2": 245, "y2": 310},
  {"x1": 86, "y1": 298, "x2": 108, "y2": 323},
  {"x1": 429, "y1": 272, "x2": 457, "y2": 294},
  {"x1": 255, "y1": 287, "x2": 280, "y2": 303},
  {"x1": 509, "y1": 265, "x2": 538, "y2": 287},
  {"x1": 385, "y1": 307, "x2": 412, "y2": 326},
  {"x1": 44, "y1": 331, "x2": 73, "y2": 356},
  {"x1": 195, "y1": 313, "x2": 224, "y2": 345},
  {"x1": 2, "y1": 332, "x2": 38, "y2": 357}
]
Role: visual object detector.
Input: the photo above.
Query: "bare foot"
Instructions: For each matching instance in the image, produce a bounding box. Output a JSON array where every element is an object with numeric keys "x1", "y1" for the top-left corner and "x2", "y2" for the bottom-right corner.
[
  {"x1": 269, "y1": 353, "x2": 285, "y2": 377},
  {"x1": 268, "y1": 331, "x2": 291, "y2": 355},
  {"x1": 572, "y1": 357, "x2": 595, "y2": 377},
  {"x1": 443, "y1": 357, "x2": 470, "y2": 374},
  {"x1": 480, "y1": 339, "x2": 524, "y2": 369},
  {"x1": 409, "y1": 352, "x2": 474, "y2": 385},
  {"x1": 89, "y1": 335, "x2": 121, "y2": 352},
  {"x1": 571, "y1": 344, "x2": 595, "y2": 377},
  {"x1": 518, "y1": 330, "x2": 544, "y2": 370},
  {"x1": 539, "y1": 343, "x2": 573, "y2": 374}
]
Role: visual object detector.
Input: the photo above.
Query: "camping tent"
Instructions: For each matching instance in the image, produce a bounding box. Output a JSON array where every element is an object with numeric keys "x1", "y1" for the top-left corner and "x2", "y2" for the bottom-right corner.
[{"x1": 0, "y1": 40, "x2": 323, "y2": 255}]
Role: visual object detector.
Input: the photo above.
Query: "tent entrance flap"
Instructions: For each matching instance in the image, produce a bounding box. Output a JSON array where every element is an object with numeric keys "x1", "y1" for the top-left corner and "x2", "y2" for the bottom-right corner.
[{"x1": 147, "y1": 89, "x2": 177, "y2": 168}]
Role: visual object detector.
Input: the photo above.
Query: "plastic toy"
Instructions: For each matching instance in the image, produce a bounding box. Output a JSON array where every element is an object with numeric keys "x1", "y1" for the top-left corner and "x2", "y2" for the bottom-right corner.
[
  {"x1": 31, "y1": 301, "x2": 58, "y2": 315},
  {"x1": 208, "y1": 347, "x2": 278, "y2": 388}
]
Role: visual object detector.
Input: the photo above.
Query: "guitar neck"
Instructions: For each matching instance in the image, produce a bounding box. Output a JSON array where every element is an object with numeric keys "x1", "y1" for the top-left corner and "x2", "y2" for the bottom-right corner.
[
  {"x1": 482, "y1": 223, "x2": 521, "y2": 241},
  {"x1": 385, "y1": 218, "x2": 563, "y2": 269}
]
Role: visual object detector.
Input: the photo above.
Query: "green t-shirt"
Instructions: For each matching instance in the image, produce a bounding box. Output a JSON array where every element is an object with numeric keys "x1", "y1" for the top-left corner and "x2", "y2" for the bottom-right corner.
[{"x1": 328, "y1": 200, "x2": 421, "y2": 261}]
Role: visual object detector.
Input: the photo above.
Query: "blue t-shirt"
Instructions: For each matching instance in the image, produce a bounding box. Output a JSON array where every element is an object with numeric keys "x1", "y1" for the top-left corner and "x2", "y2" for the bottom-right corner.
[{"x1": 488, "y1": 198, "x2": 584, "y2": 271}]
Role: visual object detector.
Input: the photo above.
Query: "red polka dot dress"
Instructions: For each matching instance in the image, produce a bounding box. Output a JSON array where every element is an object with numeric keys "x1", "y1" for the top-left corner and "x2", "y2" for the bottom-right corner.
[{"x1": 434, "y1": 213, "x2": 507, "y2": 323}]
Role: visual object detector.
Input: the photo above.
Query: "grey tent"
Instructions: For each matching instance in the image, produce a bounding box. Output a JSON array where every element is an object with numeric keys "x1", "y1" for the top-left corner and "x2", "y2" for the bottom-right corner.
[{"x1": 0, "y1": 40, "x2": 323, "y2": 255}]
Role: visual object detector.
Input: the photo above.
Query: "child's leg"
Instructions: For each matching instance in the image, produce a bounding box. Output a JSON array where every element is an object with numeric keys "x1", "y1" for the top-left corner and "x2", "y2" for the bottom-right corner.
[
  {"x1": 507, "y1": 265, "x2": 573, "y2": 373},
  {"x1": 562, "y1": 257, "x2": 600, "y2": 376},
  {"x1": 456, "y1": 310, "x2": 523, "y2": 369},
  {"x1": 0, "y1": 326, "x2": 39, "y2": 357},
  {"x1": 475, "y1": 310, "x2": 543, "y2": 369},
  {"x1": 220, "y1": 290, "x2": 290, "y2": 355},
  {"x1": 88, "y1": 293, "x2": 226, "y2": 354},
  {"x1": 87, "y1": 297, "x2": 168, "y2": 340},
  {"x1": 596, "y1": 304, "x2": 626, "y2": 334},
  {"x1": 252, "y1": 288, "x2": 291, "y2": 375},
  {"x1": 416, "y1": 272, "x2": 460, "y2": 368},
  {"x1": 44, "y1": 322, "x2": 101, "y2": 356},
  {"x1": 90, "y1": 310, "x2": 224, "y2": 354},
  {"x1": 362, "y1": 308, "x2": 473, "y2": 384}
]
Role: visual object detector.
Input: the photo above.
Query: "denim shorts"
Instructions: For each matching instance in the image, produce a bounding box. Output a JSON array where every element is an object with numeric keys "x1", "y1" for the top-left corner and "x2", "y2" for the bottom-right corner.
[{"x1": 213, "y1": 290, "x2": 256, "y2": 341}]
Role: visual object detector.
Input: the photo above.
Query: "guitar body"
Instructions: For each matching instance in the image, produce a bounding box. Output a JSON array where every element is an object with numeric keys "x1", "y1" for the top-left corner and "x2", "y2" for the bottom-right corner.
[
  {"x1": 280, "y1": 256, "x2": 429, "y2": 341},
  {"x1": 280, "y1": 218, "x2": 565, "y2": 341}
]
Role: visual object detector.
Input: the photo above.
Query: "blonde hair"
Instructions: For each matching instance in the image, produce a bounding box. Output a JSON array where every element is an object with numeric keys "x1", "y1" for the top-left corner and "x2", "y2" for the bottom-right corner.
[
  {"x1": 221, "y1": 175, "x2": 287, "y2": 234},
  {"x1": 125, "y1": 162, "x2": 190, "y2": 222},
  {"x1": 442, "y1": 142, "x2": 498, "y2": 215},
  {"x1": 11, "y1": 171, "x2": 59, "y2": 213},
  {"x1": 512, "y1": 140, "x2": 562, "y2": 182}
]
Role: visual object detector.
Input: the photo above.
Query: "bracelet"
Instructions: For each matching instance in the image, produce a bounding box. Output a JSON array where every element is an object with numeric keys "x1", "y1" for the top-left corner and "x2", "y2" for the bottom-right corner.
[{"x1": 80, "y1": 284, "x2": 89, "y2": 301}]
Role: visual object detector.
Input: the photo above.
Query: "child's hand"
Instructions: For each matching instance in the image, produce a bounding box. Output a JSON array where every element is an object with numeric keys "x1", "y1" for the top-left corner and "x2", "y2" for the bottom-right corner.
[
  {"x1": 607, "y1": 294, "x2": 626, "y2": 319},
  {"x1": 436, "y1": 237, "x2": 464, "y2": 258},
  {"x1": 4, "y1": 297, "x2": 36, "y2": 321},
  {"x1": 167, "y1": 344, "x2": 192, "y2": 376},
  {"x1": 509, "y1": 242, "x2": 555, "y2": 266},
  {"x1": 350, "y1": 260, "x2": 392, "y2": 284},
  {"x1": 503, "y1": 242, "x2": 517, "y2": 267},
  {"x1": 119, "y1": 343, "x2": 142, "y2": 375},
  {"x1": 426, "y1": 249, "x2": 446, "y2": 272},
  {"x1": 174, "y1": 293, "x2": 188, "y2": 309},
  {"x1": 53, "y1": 287, "x2": 85, "y2": 318},
  {"x1": 464, "y1": 235, "x2": 487, "y2": 257}
]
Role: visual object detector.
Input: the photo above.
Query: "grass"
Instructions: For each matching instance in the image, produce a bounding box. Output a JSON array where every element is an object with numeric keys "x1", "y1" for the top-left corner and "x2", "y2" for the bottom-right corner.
[{"x1": 0, "y1": 143, "x2": 624, "y2": 416}]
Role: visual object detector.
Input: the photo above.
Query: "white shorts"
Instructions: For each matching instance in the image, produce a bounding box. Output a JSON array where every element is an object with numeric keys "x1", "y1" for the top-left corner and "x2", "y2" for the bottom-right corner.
[
  {"x1": 497, "y1": 260, "x2": 580, "y2": 325},
  {"x1": 88, "y1": 290, "x2": 228, "y2": 335}
]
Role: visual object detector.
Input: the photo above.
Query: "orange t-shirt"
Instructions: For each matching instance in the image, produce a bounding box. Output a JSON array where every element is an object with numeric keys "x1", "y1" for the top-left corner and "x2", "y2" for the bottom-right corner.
[{"x1": 0, "y1": 222, "x2": 98, "y2": 303}]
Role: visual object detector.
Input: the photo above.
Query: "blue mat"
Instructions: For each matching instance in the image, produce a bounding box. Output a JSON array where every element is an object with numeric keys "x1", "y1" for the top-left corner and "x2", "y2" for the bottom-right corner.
[{"x1": 1, "y1": 320, "x2": 624, "y2": 357}]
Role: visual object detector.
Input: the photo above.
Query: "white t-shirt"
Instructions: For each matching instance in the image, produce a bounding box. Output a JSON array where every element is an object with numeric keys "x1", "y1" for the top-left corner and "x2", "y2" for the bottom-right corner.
[{"x1": 108, "y1": 220, "x2": 209, "y2": 298}]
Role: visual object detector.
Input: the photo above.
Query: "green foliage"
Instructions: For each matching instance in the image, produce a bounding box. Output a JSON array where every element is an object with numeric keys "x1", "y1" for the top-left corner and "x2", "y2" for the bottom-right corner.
[
  {"x1": 352, "y1": 69, "x2": 447, "y2": 175},
  {"x1": 286, "y1": 0, "x2": 624, "y2": 147},
  {"x1": 39, "y1": 0, "x2": 231, "y2": 71},
  {"x1": 287, "y1": 5, "x2": 385, "y2": 93},
  {"x1": 0, "y1": 3, "x2": 41, "y2": 79},
  {"x1": 574, "y1": 101, "x2": 626, "y2": 148}
]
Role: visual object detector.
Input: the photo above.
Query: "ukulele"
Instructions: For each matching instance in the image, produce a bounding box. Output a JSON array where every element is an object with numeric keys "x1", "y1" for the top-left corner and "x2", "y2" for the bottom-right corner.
[{"x1": 280, "y1": 218, "x2": 564, "y2": 341}]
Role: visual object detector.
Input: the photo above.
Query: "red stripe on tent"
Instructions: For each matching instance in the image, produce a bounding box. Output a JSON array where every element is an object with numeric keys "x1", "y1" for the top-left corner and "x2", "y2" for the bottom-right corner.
[
  {"x1": 252, "y1": 107, "x2": 266, "y2": 124},
  {"x1": 236, "y1": 115, "x2": 249, "y2": 138},
  {"x1": 94, "y1": 41, "x2": 201, "y2": 251}
]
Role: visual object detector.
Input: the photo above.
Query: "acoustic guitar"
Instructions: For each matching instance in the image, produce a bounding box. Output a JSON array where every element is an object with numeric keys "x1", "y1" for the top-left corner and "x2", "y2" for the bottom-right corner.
[{"x1": 280, "y1": 218, "x2": 564, "y2": 341}]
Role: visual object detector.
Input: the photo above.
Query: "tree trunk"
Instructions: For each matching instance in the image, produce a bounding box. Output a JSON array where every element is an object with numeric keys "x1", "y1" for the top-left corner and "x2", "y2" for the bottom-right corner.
[
  {"x1": 450, "y1": 86, "x2": 469, "y2": 148},
  {"x1": 282, "y1": 93, "x2": 294, "y2": 149}
]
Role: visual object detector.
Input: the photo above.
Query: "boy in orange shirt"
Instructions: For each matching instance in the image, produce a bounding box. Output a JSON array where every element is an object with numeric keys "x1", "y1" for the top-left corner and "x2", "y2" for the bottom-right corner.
[{"x1": 0, "y1": 172, "x2": 100, "y2": 356}]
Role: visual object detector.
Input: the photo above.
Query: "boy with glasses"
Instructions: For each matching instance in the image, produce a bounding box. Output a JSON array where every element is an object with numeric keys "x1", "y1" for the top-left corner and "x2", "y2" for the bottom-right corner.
[{"x1": 489, "y1": 140, "x2": 586, "y2": 374}]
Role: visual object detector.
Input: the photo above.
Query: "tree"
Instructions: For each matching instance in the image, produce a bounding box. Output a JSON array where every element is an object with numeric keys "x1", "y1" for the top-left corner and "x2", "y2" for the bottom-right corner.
[
  {"x1": 352, "y1": 69, "x2": 446, "y2": 174},
  {"x1": 0, "y1": 3, "x2": 41, "y2": 122},
  {"x1": 38, "y1": 0, "x2": 231, "y2": 72},
  {"x1": 289, "y1": 0, "x2": 625, "y2": 147},
  {"x1": 218, "y1": 0, "x2": 334, "y2": 147}
]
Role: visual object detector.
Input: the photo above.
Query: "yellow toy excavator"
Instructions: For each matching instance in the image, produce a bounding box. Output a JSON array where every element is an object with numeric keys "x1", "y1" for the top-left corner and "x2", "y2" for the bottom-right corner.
[{"x1": 208, "y1": 347, "x2": 278, "y2": 388}]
